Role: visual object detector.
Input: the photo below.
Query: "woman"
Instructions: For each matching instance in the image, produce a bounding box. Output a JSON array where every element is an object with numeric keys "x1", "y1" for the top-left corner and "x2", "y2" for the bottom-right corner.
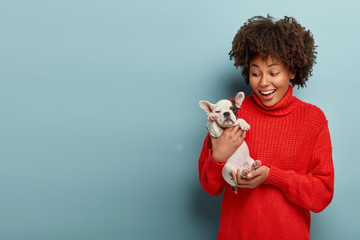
[{"x1": 198, "y1": 15, "x2": 334, "y2": 240}]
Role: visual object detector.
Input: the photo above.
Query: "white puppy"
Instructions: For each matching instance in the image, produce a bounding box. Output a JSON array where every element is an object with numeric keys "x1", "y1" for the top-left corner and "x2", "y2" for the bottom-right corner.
[{"x1": 199, "y1": 92, "x2": 261, "y2": 193}]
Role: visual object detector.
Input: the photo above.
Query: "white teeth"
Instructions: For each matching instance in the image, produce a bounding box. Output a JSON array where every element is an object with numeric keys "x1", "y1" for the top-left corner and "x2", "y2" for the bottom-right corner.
[{"x1": 260, "y1": 90, "x2": 276, "y2": 95}]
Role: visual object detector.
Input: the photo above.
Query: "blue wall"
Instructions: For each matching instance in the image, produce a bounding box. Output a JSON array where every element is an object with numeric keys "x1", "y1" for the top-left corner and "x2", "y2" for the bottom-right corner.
[{"x1": 1, "y1": 0, "x2": 359, "y2": 239}]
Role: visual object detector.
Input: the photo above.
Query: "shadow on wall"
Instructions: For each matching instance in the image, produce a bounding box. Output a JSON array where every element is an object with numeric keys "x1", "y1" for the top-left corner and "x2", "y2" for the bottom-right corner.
[
  {"x1": 190, "y1": 184, "x2": 222, "y2": 237},
  {"x1": 225, "y1": 71, "x2": 253, "y2": 98}
]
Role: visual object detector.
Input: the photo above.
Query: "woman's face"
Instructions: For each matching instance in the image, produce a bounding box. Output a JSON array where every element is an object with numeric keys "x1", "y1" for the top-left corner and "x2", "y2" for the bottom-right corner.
[{"x1": 249, "y1": 54, "x2": 295, "y2": 107}]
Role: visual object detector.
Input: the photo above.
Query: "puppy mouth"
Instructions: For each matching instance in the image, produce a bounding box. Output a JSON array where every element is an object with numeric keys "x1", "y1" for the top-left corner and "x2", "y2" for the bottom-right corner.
[{"x1": 223, "y1": 119, "x2": 234, "y2": 125}]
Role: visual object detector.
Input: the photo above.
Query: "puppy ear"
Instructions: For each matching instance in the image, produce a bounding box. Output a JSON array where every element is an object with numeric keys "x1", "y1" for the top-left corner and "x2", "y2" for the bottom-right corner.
[
  {"x1": 199, "y1": 101, "x2": 213, "y2": 115},
  {"x1": 234, "y1": 92, "x2": 245, "y2": 108}
]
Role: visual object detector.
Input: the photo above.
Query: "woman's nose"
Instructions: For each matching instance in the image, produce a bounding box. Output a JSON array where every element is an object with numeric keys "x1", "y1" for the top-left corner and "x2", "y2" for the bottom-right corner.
[{"x1": 259, "y1": 75, "x2": 270, "y2": 87}]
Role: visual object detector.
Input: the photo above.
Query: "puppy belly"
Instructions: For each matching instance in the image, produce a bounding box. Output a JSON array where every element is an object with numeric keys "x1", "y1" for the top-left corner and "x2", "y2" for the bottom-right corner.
[{"x1": 222, "y1": 142, "x2": 254, "y2": 186}]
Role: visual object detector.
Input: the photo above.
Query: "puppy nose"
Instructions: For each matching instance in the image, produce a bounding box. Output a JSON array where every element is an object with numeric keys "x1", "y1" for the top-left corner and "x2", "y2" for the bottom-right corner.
[{"x1": 223, "y1": 112, "x2": 230, "y2": 118}]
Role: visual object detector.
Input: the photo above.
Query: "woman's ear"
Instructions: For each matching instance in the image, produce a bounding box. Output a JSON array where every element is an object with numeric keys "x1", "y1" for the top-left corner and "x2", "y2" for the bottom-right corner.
[{"x1": 290, "y1": 72, "x2": 296, "y2": 80}]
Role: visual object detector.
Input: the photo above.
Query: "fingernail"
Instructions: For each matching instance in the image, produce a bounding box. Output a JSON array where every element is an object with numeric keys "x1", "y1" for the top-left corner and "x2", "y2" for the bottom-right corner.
[{"x1": 247, "y1": 173, "x2": 252, "y2": 178}]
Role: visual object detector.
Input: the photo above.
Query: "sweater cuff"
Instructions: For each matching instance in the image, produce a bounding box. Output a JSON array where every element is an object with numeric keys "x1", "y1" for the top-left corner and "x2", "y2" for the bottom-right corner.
[
  {"x1": 206, "y1": 149, "x2": 226, "y2": 177},
  {"x1": 264, "y1": 166, "x2": 291, "y2": 190}
]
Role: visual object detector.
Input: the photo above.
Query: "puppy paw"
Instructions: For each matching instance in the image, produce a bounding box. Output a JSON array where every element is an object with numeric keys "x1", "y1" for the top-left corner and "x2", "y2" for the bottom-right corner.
[
  {"x1": 239, "y1": 120, "x2": 250, "y2": 131},
  {"x1": 241, "y1": 169, "x2": 250, "y2": 178},
  {"x1": 208, "y1": 113, "x2": 218, "y2": 122},
  {"x1": 252, "y1": 160, "x2": 262, "y2": 170}
]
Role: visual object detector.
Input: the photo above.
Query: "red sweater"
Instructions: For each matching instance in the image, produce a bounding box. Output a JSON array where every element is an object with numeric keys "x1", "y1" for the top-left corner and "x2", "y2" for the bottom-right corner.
[{"x1": 198, "y1": 86, "x2": 334, "y2": 240}]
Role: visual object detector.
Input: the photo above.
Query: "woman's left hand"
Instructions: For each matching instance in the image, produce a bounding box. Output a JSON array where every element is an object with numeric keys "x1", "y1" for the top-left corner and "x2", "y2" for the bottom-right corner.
[{"x1": 230, "y1": 166, "x2": 270, "y2": 189}]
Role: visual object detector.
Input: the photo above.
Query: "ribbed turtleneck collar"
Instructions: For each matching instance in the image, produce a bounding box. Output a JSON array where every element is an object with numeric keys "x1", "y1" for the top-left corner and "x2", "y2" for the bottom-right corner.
[{"x1": 249, "y1": 85, "x2": 299, "y2": 116}]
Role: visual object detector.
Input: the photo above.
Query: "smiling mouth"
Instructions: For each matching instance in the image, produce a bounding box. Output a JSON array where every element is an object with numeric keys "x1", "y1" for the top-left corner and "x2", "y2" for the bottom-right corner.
[{"x1": 260, "y1": 89, "x2": 276, "y2": 96}]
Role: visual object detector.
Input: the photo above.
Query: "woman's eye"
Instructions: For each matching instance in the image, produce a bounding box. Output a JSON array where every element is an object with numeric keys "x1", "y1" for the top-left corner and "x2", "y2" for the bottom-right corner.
[
  {"x1": 252, "y1": 73, "x2": 259, "y2": 77},
  {"x1": 271, "y1": 72, "x2": 279, "y2": 76}
]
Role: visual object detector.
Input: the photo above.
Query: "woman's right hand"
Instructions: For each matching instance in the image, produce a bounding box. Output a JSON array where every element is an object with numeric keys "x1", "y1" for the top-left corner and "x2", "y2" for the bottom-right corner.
[{"x1": 210, "y1": 125, "x2": 244, "y2": 163}]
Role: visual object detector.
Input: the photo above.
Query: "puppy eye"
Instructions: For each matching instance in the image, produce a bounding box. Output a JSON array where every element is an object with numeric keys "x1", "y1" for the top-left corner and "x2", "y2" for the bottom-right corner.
[{"x1": 215, "y1": 110, "x2": 221, "y2": 113}]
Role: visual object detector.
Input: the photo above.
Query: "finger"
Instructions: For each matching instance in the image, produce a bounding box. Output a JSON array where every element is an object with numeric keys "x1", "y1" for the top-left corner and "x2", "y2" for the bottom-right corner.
[
  {"x1": 229, "y1": 124, "x2": 240, "y2": 134},
  {"x1": 236, "y1": 178, "x2": 253, "y2": 188},
  {"x1": 236, "y1": 169, "x2": 243, "y2": 185},
  {"x1": 237, "y1": 183, "x2": 251, "y2": 188},
  {"x1": 247, "y1": 167, "x2": 262, "y2": 179},
  {"x1": 235, "y1": 177, "x2": 248, "y2": 186},
  {"x1": 231, "y1": 127, "x2": 243, "y2": 140},
  {"x1": 235, "y1": 127, "x2": 244, "y2": 137},
  {"x1": 237, "y1": 134, "x2": 245, "y2": 145},
  {"x1": 230, "y1": 171, "x2": 238, "y2": 185}
]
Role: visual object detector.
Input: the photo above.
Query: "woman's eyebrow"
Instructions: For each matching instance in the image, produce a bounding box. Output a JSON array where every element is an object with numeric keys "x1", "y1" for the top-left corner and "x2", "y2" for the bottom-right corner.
[
  {"x1": 267, "y1": 63, "x2": 280, "y2": 67},
  {"x1": 250, "y1": 63, "x2": 279, "y2": 68}
]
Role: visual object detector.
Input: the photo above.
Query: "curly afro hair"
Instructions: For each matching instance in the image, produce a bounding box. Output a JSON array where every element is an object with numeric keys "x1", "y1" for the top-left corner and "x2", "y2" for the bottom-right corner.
[{"x1": 229, "y1": 15, "x2": 317, "y2": 87}]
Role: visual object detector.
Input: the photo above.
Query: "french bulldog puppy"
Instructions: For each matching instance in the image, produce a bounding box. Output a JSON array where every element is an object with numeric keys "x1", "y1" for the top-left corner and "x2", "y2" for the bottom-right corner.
[{"x1": 199, "y1": 92, "x2": 261, "y2": 193}]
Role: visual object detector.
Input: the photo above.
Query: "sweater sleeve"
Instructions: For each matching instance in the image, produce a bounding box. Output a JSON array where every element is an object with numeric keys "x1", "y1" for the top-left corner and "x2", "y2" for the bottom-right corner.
[
  {"x1": 198, "y1": 133, "x2": 226, "y2": 196},
  {"x1": 264, "y1": 120, "x2": 334, "y2": 213}
]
